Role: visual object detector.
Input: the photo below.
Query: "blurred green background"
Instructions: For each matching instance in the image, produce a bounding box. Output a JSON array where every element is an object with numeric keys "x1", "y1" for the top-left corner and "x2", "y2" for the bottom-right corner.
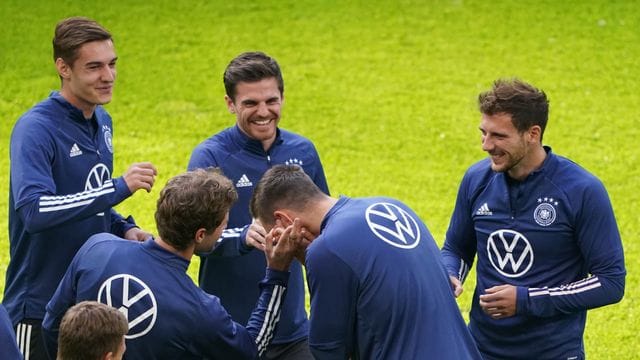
[{"x1": 1, "y1": 0, "x2": 638, "y2": 357}]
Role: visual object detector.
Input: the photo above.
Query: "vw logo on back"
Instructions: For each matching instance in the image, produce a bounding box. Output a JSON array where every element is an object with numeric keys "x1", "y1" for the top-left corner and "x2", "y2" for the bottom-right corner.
[
  {"x1": 365, "y1": 202, "x2": 421, "y2": 249},
  {"x1": 97, "y1": 274, "x2": 158, "y2": 339}
]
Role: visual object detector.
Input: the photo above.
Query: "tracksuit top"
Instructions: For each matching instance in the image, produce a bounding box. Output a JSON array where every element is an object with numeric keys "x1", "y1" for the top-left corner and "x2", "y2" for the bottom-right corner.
[
  {"x1": 4, "y1": 92, "x2": 136, "y2": 324},
  {"x1": 442, "y1": 147, "x2": 626, "y2": 359},
  {"x1": 306, "y1": 196, "x2": 482, "y2": 359},
  {"x1": 42, "y1": 235, "x2": 288, "y2": 359},
  {"x1": 188, "y1": 125, "x2": 329, "y2": 345}
]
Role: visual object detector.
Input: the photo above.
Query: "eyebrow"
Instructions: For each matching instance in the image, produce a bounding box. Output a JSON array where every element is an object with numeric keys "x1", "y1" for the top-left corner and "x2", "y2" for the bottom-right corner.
[
  {"x1": 84, "y1": 57, "x2": 118, "y2": 67},
  {"x1": 240, "y1": 96, "x2": 280, "y2": 105},
  {"x1": 480, "y1": 127, "x2": 509, "y2": 137}
]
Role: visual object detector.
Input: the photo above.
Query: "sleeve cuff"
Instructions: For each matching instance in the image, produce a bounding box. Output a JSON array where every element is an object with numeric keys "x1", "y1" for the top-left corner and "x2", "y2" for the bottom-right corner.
[
  {"x1": 238, "y1": 225, "x2": 253, "y2": 254},
  {"x1": 112, "y1": 176, "x2": 133, "y2": 199},
  {"x1": 515, "y1": 286, "x2": 530, "y2": 315},
  {"x1": 262, "y1": 268, "x2": 290, "y2": 286}
]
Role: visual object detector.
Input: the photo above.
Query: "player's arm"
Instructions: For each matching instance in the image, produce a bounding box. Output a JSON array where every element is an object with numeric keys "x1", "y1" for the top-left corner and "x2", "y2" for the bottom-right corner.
[
  {"x1": 201, "y1": 230, "x2": 296, "y2": 358},
  {"x1": 306, "y1": 240, "x2": 358, "y2": 359},
  {"x1": 10, "y1": 129, "x2": 148, "y2": 234},
  {"x1": 517, "y1": 182, "x2": 626, "y2": 318},
  {"x1": 198, "y1": 268, "x2": 289, "y2": 359},
  {"x1": 194, "y1": 219, "x2": 268, "y2": 257},
  {"x1": 441, "y1": 173, "x2": 478, "y2": 295}
]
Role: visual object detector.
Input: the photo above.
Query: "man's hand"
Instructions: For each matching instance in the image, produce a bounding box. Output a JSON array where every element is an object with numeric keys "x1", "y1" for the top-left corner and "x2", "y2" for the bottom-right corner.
[
  {"x1": 270, "y1": 218, "x2": 314, "y2": 265},
  {"x1": 449, "y1": 275, "x2": 463, "y2": 298},
  {"x1": 264, "y1": 218, "x2": 304, "y2": 271},
  {"x1": 124, "y1": 227, "x2": 152, "y2": 242},
  {"x1": 295, "y1": 227, "x2": 315, "y2": 265},
  {"x1": 123, "y1": 162, "x2": 157, "y2": 193},
  {"x1": 245, "y1": 219, "x2": 267, "y2": 251},
  {"x1": 479, "y1": 284, "x2": 517, "y2": 319}
]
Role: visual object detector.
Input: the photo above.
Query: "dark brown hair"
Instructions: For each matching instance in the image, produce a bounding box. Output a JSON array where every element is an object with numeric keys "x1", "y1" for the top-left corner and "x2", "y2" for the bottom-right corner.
[
  {"x1": 250, "y1": 165, "x2": 323, "y2": 226},
  {"x1": 155, "y1": 169, "x2": 237, "y2": 250},
  {"x1": 57, "y1": 301, "x2": 128, "y2": 360},
  {"x1": 479, "y1": 78, "x2": 549, "y2": 140},
  {"x1": 223, "y1": 51, "x2": 284, "y2": 101},
  {"x1": 53, "y1": 17, "x2": 112, "y2": 66}
]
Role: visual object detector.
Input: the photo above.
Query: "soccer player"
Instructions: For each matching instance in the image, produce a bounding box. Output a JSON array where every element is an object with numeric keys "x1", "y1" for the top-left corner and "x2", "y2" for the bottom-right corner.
[
  {"x1": 441, "y1": 78, "x2": 626, "y2": 359},
  {"x1": 42, "y1": 169, "x2": 300, "y2": 359},
  {"x1": 188, "y1": 51, "x2": 329, "y2": 359},
  {"x1": 57, "y1": 301, "x2": 128, "y2": 360},
  {"x1": 250, "y1": 165, "x2": 483, "y2": 359},
  {"x1": 4, "y1": 17, "x2": 156, "y2": 360},
  {"x1": 0, "y1": 305, "x2": 21, "y2": 360}
]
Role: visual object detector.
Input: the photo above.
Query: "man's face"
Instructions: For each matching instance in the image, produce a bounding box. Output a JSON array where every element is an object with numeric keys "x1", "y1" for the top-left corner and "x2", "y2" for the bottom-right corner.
[
  {"x1": 58, "y1": 39, "x2": 117, "y2": 117},
  {"x1": 226, "y1": 77, "x2": 282, "y2": 149},
  {"x1": 480, "y1": 112, "x2": 530, "y2": 175},
  {"x1": 197, "y1": 213, "x2": 230, "y2": 254}
]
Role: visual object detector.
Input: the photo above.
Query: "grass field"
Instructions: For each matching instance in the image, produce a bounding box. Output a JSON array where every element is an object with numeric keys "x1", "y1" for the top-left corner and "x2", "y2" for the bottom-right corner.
[{"x1": 1, "y1": 0, "x2": 638, "y2": 357}]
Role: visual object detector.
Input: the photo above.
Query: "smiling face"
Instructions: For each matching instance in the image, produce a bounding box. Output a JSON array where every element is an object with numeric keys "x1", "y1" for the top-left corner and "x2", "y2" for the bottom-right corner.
[
  {"x1": 56, "y1": 39, "x2": 117, "y2": 118},
  {"x1": 225, "y1": 77, "x2": 283, "y2": 151},
  {"x1": 480, "y1": 112, "x2": 532, "y2": 178}
]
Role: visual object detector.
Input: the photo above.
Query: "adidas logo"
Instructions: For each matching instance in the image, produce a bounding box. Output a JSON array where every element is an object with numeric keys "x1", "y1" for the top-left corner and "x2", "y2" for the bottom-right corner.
[
  {"x1": 236, "y1": 174, "x2": 253, "y2": 188},
  {"x1": 476, "y1": 203, "x2": 493, "y2": 216},
  {"x1": 69, "y1": 143, "x2": 83, "y2": 157}
]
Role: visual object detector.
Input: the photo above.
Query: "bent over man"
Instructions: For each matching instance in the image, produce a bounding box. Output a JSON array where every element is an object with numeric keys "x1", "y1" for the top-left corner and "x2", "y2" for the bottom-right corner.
[{"x1": 251, "y1": 165, "x2": 482, "y2": 359}]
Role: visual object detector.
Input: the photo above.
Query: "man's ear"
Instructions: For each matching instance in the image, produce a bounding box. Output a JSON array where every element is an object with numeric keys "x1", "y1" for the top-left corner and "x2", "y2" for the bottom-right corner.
[
  {"x1": 527, "y1": 125, "x2": 542, "y2": 143},
  {"x1": 194, "y1": 228, "x2": 207, "y2": 244},
  {"x1": 274, "y1": 210, "x2": 293, "y2": 227},
  {"x1": 55, "y1": 58, "x2": 71, "y2": 79},
  {"x1": 103, "y1": 351, "x2": 115, "y2": 360},
  {"x1": 224, "y1": 95, "x2": 235, "y2": 114}
]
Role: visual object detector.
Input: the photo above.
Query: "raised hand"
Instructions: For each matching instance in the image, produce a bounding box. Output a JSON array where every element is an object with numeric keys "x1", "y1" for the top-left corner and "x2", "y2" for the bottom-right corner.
[
  {"x1": 264, "y1": 218, "x2": 304, "y2": 271},
  {"x1": 123, "y1": 162, "x2": 157, "y2": 193},
  {"x1": 245, "y1": 219, "x2": 267, "y2": 251}
]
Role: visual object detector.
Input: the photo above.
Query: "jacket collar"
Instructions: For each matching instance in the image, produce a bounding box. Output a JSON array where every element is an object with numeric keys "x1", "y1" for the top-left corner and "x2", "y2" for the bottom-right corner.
[
  {"x1": 142, "y1": 238, "x2": 190, "y2": 272},
  {"x1": 320, "y1": 196, "x2": 350, "y2": 232},
  {"x1": 49, "y1": 91, "x2": 94, "y2": 123},
  {"x1": 230, "y1": 124, "x2": 284, "y2": 155}
]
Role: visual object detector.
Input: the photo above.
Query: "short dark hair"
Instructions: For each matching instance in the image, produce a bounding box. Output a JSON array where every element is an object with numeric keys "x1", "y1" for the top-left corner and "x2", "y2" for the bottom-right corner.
[
  {"x1": 478, "y1": 78, "x2": 549, "y2": 140},
  {"x1": 250, "y1": 165, "x2": 323, "y2": 226},
  {"x1": 53, "y1": 17, "x2": 112, "y2": 66},
  {"x1": 223, "y1": 51, "x2": 284, "y2": 101},
  {"x1": 155, "y1": 169, "x2": 237, "y2": 250},
  {"x1": 58, "y1": 301, "x2": 128, "y2": 360}
]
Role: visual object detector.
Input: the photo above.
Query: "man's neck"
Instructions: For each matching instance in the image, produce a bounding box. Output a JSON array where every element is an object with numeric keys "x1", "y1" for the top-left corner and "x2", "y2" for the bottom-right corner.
[
  {"x1": 508, "y1": 145, "x2": 547, "y2": 181},
  {"x1": 306, "y1": 196, "x2": 339, "y2": 235},
  {"x1": 60, "y1": 88, "x2": 96, "y2": 119},
  {"x1": 154, "y1": 237, "x2": 194, "y2": 260}
]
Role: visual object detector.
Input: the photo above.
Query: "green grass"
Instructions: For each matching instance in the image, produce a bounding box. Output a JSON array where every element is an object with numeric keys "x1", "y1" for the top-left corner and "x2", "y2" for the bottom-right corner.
[{"x1": 1, "y1": 0, "x2": 638, "y2": 357}]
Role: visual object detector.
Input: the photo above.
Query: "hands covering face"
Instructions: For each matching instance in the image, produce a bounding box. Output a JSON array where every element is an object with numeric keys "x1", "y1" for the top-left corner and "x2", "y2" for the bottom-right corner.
[{"x1": 266, "y1": 218, "x2": 315, "y2": 266}]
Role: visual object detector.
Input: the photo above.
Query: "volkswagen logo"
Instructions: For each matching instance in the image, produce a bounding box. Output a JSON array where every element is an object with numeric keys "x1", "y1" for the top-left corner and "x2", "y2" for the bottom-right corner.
[
  {"x1": 365, "y1": 202, "x2": 421, "y2": 249},
  {"x1": 487, "y1": 229, "x2": 534, "y2": 278},
  {"x1": 97, "y1": 274, "x2": 158, "y2": 339}
]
